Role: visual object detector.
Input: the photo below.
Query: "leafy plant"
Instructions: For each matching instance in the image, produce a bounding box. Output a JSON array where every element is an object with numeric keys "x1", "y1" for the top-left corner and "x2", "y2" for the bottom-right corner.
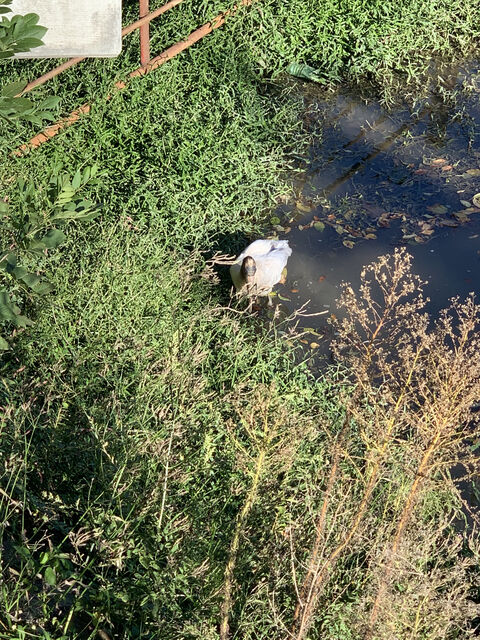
[
  {"x1": 0, "y1": 0, "x2": 60, "y2": 124},
  {"x1": 0, "y1": 1, "x2": 46, "y2": 57},
  {"x1": 0, "y1": 165, "x2": 101, "y2": 349}
]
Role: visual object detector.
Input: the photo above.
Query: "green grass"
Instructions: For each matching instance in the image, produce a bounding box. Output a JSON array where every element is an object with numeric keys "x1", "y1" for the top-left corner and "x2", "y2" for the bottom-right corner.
[{"x1": 1, "y1": 0, "x2": 480, "y2": 638}]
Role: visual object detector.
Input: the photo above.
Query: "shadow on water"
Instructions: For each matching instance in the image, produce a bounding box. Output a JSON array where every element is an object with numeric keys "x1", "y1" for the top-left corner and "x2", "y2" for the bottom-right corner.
[{"x1": 272, "y1": 61, "x2": 480, "y2": 343}]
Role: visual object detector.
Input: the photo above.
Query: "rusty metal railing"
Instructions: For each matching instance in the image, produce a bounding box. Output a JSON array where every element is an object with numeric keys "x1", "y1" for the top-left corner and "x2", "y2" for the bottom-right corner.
[
  {"x1": 14, "y1": 0, "x2": 254, "y2": 154},
  {"x1": 20, "y1": 0, "x2": 184, "y2": 96}
]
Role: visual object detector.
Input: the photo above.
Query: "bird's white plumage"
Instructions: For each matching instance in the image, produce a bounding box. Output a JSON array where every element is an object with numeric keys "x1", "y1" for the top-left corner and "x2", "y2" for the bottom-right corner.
[{"x1": 230, "y1": 239, "x2": 292, "y2": 297}]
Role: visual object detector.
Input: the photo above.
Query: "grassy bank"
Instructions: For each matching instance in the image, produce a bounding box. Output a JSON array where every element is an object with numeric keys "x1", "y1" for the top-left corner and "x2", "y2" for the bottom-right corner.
[{"x1": 1, "y1": 0, "x2": 480, "y2": 638}]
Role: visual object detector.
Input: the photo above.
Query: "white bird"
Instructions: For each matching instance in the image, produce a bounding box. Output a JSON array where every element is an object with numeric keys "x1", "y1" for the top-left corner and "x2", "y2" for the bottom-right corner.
[{"x1": 230, "y1": 239, "x2": 292, "y2": 305}]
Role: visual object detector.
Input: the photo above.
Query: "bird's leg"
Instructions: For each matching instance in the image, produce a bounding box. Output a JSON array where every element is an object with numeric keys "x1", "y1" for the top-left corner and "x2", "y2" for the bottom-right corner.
[{"x1": 267, "y1": 294, "x2": 274, "y2": 308}]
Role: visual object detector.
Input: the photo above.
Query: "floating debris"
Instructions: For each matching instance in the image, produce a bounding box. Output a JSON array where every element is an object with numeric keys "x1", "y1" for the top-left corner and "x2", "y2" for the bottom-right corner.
[{"x1": 286, "y1": 62, "x2": 325, "y2": 84}]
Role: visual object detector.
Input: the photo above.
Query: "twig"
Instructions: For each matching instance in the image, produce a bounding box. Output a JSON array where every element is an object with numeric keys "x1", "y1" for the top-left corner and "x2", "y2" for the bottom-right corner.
[
  {"x1": 288, "y1": 526, "x2": 302, "y2": 609},
  {"x1": 157, "y1": 426, "x2": 175, "y2": 535}
]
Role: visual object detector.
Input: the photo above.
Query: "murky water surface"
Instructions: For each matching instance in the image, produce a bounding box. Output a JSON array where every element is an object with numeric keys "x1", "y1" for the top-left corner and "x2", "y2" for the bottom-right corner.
[{"x1": 274, "y1": 62, "x2": 480, "y2": 344}]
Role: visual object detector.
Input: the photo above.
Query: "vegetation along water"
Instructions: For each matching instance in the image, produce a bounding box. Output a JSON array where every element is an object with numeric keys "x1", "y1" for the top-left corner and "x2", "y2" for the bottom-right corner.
[{"x1": 1, "y1": 0, "x2": 480, "y2": 638}]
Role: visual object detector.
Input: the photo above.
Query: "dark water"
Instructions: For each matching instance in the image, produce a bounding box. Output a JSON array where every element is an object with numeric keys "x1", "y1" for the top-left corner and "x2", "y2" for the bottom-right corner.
[{"x1": 274, "y1": 62, "x2": 480, "y2": 340}]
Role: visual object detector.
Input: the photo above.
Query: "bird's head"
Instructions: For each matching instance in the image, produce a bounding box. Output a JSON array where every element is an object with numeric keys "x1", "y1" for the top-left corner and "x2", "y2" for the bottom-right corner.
[{"x1": 241, "y1": 256, "x2": 256, "y2": 285}]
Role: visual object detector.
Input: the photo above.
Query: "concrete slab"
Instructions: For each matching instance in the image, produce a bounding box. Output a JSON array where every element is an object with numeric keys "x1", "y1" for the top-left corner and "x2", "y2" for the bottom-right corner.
[{"x1": 10, "y1": 0, "x2": 122, "y2": 57}]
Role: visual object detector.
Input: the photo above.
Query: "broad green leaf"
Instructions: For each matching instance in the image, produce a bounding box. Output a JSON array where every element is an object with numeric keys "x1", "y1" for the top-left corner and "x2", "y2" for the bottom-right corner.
[
  {"x1": 31, "y1": 280, "x2": 54, "y2": 295},
  {"x1": 0, "y1": 81, "x2": 25, "y2": 97},
  {"x1": 13, "y1": 314, "x2": 33, "y2": 328},
  {"x1": 21, "y1": 13, "x2": 41, "y2": 26},
  {"x1": 39, "y1": 96, "x2": 60, "y2": 110},
  {"x1": 2, "y1": 96, "x2": 32, "y2": 111},
  {"x1": 15, "y1": 268, "x2": 41, "y2": 289},
  {"x1": 52, "y1": 208, "x2": 98, "y2": 221},
  {"x1": 10, "y1": 264, "x2": 27, "y2": 278},
  {"x1": 0, "y1": 292, "x2": 19, "y2": 321},
  {"x1": 0, "y1": 335, "x2": 8, "y2": 350},
  {"x1": 56, "y1": 188, "x2": 75, "y2": 205},
  {"x1": 73, "y1": 210, "x2": 100, "y2": 221},
  {"x1": 35, "y1": 110, "x2": 55, "y2": 120},
  {"x1": 21, "y1": 114, "x2": 43, "y2": 126},
  {"x1": 44, "y1": 566, "x2": 56, "y2": 586},
  {"x1": 6, "y1": 253, "x2": 16, "y2": 267},
  {"x1": 39, "y1": 228, "x2": 66, "y2": 249},
  {"x1": 0, "y1": 201, "x2": 8, "y2": 213},
  {"x1": 15, "y1": 37, "x2": 44, "y2": 50},
  {"x1": 71, "y1": 169, "x2": 82, "y2": 190}
]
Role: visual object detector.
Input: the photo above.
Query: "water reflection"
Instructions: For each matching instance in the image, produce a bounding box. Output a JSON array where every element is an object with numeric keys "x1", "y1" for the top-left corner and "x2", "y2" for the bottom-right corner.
[{"x1": 275, "y1": 62, "x2": 480, "y2": 336}]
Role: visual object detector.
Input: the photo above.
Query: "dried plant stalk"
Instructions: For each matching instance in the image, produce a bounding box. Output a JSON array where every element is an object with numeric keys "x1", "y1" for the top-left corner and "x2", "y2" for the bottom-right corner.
[
  {"x1": 367, "y1": 296, "x2": 480, "y2": 635},
  {"x1": 219, "y1": 421, "x2": 271, "y2": 640},
  {"x1": 291, "y1": 249, "x2": 432, "y2": 640},
  {"x1": 220, "y1": 387, "x2": 306, "y2": 640}
]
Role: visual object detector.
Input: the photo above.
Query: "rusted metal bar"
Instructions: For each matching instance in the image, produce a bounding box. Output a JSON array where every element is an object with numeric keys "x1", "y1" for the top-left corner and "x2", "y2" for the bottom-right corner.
[
  {"x1": 14, "y1": 104, "x2": 91, "y2": 155},
  {"x1": 129, "y1": 0, "x2": 253, "y2": 78},
  {"x1": 21, "y1": 57, "x2": 86, "y2": 94},
  {"x1": 139, "y1": 0, "x2": 151, "y2": 67},
  {"x1": 121, "y1": 0, "x2": 183, "y2": 37},
  {"x1": 14, "y1": 0, "x2": 257, "y2": 155},
  {"x1": 19, "y1": 0, "x2": 184, "y2": 95}
]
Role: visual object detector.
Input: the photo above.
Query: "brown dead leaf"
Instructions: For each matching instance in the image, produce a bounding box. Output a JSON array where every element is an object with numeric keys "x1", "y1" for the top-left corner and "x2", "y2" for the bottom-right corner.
[
  {"x1": 441, "y1": 165, "x2": 453, "y2": 171},
  {"x1": 427, "y1": 204, "x2": 448, "y2": 215},
  {"x1": 439, "y1": 219, "x2": 458, "y2": 227},
  {"x1": 296, "y1": 201, "x2": 313, "y2": 212},
  {"x1": 453, "y1": 211, "x2": 471, "y2": 223}
]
